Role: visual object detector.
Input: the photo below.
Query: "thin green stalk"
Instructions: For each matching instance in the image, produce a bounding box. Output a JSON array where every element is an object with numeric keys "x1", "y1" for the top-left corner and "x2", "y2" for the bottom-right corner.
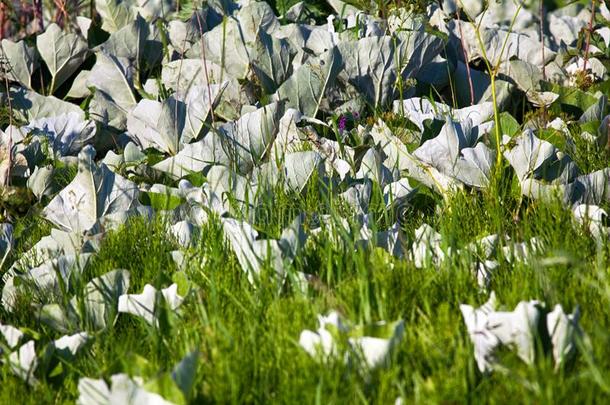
[{"x1": 467, "y1": 1, "x2": 522, "y2": 172}]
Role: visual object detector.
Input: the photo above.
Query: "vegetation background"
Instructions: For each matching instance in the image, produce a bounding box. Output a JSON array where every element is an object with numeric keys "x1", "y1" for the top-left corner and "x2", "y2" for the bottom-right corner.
[{"x1": 0, "y1": 0, "x2": 609, "y2": 404}]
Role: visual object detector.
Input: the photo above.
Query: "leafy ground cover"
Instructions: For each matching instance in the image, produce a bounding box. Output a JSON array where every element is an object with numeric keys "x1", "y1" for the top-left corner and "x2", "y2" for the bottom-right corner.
[{"x1": 0, "y1": 0, "x2": 610, "y2": 403}]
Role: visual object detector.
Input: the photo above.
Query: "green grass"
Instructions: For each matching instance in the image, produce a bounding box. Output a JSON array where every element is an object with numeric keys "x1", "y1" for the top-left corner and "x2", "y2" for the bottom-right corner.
[{"x1": 1, "y1": 167, "x2": 609, "y2": 404}]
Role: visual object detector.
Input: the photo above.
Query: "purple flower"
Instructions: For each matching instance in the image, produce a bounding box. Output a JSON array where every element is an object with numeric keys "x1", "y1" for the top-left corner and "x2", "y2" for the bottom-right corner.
[{"x1": 338, "y1": 115, "x2": 347, "y2": 133}]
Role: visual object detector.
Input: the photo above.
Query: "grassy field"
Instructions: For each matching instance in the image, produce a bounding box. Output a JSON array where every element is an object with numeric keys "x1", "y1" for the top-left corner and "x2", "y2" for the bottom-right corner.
[{"x1": 2, "y1": 164, "x2": 609, "y2": 403}]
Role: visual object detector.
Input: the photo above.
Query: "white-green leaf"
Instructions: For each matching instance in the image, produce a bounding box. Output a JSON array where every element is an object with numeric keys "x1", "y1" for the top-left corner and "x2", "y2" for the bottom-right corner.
[
  {"x1": 0, "y1": 39, "x2": 38, "y2": 89},
  {"x1": 96, "y1": 0, "x2": 135, "y2": 33},
  {"x1": 71, "y1": 269, "x2": 130, "y2": 331},
  {"x1": 503, "y1": 130, "x2": 561, "y2": 182},
  {"x1": 88, "y1": 52, "x2": 138, "y2": 112},
  {"x1": 78, "y1": 373, "x2": 177, "y2": 405},
  {"x1": 254, "y1": 151, "x2": 324, "y2": 192},
  {"x1": 274, "y1": 47, "x2": 340, "y2": 117},
  {"x1": 460, "y1": 292, "x2": 499, "y2": 373},
  {"x1": 337, "y1": 31, "x2": 443, "y2": 108},
  {"x1": 24, "y1": 112, "x2": 97, "y2": 157},
  {"x1": 96, "y1": 14, "x2": 148, "y2": 63},
  {"x1": 118, "y1": 283, "x2": 184, "y2": 326},
  {"x1": 0, "y1": 223, "x2": 13, "y2": 270},
  {"x1": 0, "y1": 320, "x2": 23, "y2": 349},
  {"x1": 67, "y1": 70, "x2": 92, "y2": 99},
  {"x1": 37, "y1": 23, "x2": 89, "y2": 94},
  {"x1": 43, "y1": 145, "x2": 140, "y2": 234},
  {"x1": 52, "y1": 332, "x2": 90, "y2": 358},
  {"x1": 217, "y1": 102, "x2": 283, "y2": 173},
  {"x1": 9, "y1": 87, "x2": 84, "y2": 121},
  {"x1": 251, "y1": 30, "x2": 294, "y2": 93},
  {"x1": 7, "y1": 340, "x2": 37, "y2": 384},
  {"x1": 547, "y1": 305, "x2": 582, "y2": 369}
]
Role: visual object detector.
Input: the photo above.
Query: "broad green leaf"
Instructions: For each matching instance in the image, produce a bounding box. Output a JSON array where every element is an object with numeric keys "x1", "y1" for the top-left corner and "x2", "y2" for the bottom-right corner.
[
  {"x1": 498, "y1": 112, "x2": 520, "y2": 138},
  {"x1": 547, "y1": 83, "x2": 599, "y2": 118},
  {"x1": 139, "y1": 191, "x2": 185, "y2": 210}
]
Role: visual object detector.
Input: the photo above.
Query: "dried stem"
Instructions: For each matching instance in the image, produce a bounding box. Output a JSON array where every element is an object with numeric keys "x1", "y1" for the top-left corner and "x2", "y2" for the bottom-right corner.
[
  {"x1": 54, "y1": 0, "x2": 69, "y2": 28},
  {"x1": 0, "y1": 3, "x2": 6, "y2": 40},
  {"x1": 33, "y1": 0, "x2": 44, "y2": 32},
  {"x1": 457, "y1": 9, "x2": 475, "y2": 106},
  {"x1": 584, "y1": 0, "x2": 597, "y2": 72}
]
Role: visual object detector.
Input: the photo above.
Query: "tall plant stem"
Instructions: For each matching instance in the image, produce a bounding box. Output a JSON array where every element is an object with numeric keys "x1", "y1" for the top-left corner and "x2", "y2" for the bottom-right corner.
[
  {"x1": 469, "y1": 2, "x2": 523, "y2": 171},
  {"x1": 489, "y1": 74, "x2": 502, "y2": 168}
]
